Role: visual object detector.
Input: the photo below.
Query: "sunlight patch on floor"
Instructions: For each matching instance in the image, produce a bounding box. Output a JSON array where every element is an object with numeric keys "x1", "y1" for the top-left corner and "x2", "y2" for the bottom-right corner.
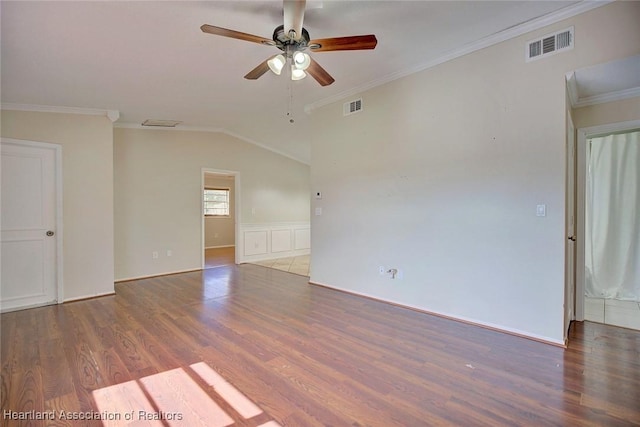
[{"x1": 92, "y1": 363, "x2": 280, "y2": 426}]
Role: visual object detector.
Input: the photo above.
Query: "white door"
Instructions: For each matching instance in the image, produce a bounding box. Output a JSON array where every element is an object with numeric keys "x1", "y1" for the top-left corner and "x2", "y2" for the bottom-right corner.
[{"x1": 1, "y1": 139, "x2": 60, "y2": 312}]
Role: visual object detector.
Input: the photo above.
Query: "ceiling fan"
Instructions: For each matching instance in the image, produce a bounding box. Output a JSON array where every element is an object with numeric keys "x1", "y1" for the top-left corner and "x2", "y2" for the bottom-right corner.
[{"x1": 201, "y1": 0, "x2": 377, "y2": 86}]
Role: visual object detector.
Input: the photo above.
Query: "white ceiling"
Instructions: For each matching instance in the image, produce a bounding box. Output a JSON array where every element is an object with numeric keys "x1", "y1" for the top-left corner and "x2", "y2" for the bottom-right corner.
[{"x1": 2, "y1": 0, "x2": 598, "y2": 164}]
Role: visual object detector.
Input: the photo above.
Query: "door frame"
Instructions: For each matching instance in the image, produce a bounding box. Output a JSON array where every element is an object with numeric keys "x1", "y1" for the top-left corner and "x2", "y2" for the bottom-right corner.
[
  {"x1": 1, "y1": 137, "x2": 64, "y2": 308},
  {"x1": 200, "y1": 168, "x2": 240, "y2": 269},
  {"x1": 574, "y1": 120, "x2": 640, "y2": 320},
  {"x1": 564, "y1": 111, "x2": 576, "y2": 342}
]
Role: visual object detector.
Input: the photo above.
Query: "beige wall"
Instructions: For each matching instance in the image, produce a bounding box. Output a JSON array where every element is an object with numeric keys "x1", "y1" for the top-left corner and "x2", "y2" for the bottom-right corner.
[
  {"x1": 204, "y1": 174, "x2": 235, "y2": 248},
  {"x1": 1, "y1": 110, "x2": 115, "y2": 300},
  {"x1": 309, "y1": 1, "x2": 640, "y2": 343},
  {"x1": 114, "y1": 128, "x2": 309, "y2": 280},
  {"x1": 572, "y1": 96, "x2": 640, "y2": 129}
]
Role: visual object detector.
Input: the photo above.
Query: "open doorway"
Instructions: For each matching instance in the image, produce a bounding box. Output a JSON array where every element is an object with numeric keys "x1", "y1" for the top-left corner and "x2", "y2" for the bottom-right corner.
[
  {"x1": 202, "y1": 169, "x2": 239, "y2": 269},
  {"x1": 576, "y1": 122, "x2": 640, "y2": 331}
]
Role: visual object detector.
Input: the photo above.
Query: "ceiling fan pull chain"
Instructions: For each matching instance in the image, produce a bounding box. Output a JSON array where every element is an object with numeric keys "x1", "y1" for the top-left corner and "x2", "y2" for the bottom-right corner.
[{"x1": 287, "y1": 72, "x2": 295, "y2": 123}]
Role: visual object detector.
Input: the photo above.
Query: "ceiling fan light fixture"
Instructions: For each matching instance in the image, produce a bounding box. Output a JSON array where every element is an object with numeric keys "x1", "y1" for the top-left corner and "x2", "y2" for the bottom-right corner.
[
  {"x1": 267, "y1": 54, "x2": 286, "y2": 75},
  {"x1": 291, "y1": 66, "x2": 306, "y2": 81},
  {"x1": 201, "y1": 2, "x2": 377, "y2": 87},
  {"x1": 293, "y1": 51, "x2": 311, "y2": 70}
]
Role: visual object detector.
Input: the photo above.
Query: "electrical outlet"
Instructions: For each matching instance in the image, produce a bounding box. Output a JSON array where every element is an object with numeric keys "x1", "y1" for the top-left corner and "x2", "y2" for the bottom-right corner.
[{"x1": 152, "y1": 251, "x2": 159, "y2": 259}]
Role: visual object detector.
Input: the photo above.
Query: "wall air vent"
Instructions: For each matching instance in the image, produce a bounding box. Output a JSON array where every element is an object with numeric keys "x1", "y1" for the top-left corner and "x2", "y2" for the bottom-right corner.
[
  {"x1": 526, "y1": 27, "x2": 573, "y2": 62},
  {"x1": 141, "y1": 119, "x2": 182, "y2": 127},
  {"x1": 343, "y1": 98, "x2": 363, "y2": 116}
]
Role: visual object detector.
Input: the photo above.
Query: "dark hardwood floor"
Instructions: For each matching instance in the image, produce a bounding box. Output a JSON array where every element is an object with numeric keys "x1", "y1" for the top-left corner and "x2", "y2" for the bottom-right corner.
[
  {"x1": 204, "y1": 246, "x2": 235, "y2": 269},
  {"x1": 2, "y1": 264, "x2": 639, "y2": 426}
]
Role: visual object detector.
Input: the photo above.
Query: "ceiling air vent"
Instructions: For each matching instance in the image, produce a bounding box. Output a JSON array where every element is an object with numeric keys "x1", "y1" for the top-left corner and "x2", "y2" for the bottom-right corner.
[
  {"x1": 141, "y1": 119, "x2": 182, "y2": 127},
  {"x1": 526, "y1": 27, "x2": 573, "y2": 62},
  {"x1": 343, "y1": 98, "x2": 362, "y2": 116}
]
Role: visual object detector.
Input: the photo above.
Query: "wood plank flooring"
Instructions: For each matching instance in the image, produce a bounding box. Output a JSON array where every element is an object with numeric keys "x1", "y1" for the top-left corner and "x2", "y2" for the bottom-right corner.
[
  {"x1": 204, "y1": 247, "x2": 235, "y2": 269},
  {"x1": 2, "y1": 264, "x2": 640, "y2": 426}
]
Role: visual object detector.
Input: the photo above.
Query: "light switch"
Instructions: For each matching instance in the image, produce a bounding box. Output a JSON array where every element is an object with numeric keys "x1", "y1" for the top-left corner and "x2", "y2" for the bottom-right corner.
[
  {"x1": 315, "y1": 207, "x2": 322, "y2": 216},
  {"x1": 536, "y1": 204, "x2": 546, "y2": 217}
]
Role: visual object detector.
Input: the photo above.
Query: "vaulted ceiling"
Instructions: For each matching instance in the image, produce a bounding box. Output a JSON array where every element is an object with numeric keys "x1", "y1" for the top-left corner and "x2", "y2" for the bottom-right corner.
[{"x1": 2, "y1": 1, "x2": 596, "y2": 163}]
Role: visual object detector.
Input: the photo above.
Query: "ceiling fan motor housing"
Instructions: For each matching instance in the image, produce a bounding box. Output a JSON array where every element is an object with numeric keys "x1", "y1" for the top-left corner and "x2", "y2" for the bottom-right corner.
[{"x1": 272, "y1": 25, "x2": 311, "y2": 54}]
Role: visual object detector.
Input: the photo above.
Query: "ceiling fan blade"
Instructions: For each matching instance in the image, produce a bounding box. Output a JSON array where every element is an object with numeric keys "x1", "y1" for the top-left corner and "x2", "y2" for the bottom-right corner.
[
  {"x1": 309, "y1": 35, "x2": 377, "y2": 52},
  {"x1": 201, "y1": 24, "x2": 274, "y2": 46},
  {"x1": 307, "y1": 58, "x2": 335, "y2": 86},
  {"x1": 244, "y1": 59, "x2": 271, "y2": 80},
  {"x1": 283, "y1": 0, "x2": 306, "y2": 41}
]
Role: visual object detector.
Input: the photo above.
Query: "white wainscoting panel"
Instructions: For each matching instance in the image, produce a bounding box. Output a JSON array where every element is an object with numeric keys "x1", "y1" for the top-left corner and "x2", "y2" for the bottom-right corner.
[
  {"x1": 294, "y1": 228, "x2": 311, "y2": 250},
  {"x1": 271, "y1": 229, "x2": 292, "y2": 253},
  {"x1": 238, "y1": 222, "x2": 310, "y2": 264},
  {"x1": 243, "y1": 231, "x2": 268, "y2": 256}
]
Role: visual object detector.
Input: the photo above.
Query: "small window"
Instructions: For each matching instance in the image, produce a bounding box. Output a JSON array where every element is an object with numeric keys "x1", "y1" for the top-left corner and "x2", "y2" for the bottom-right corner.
[{"x1": 204, "y1": 188, "x2": 230, "y2": 216}]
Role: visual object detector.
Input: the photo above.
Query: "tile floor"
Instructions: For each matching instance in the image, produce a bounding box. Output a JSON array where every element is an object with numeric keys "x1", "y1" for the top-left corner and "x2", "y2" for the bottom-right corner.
[
  {"x1": 252, "y1": 255, "x2": 310, "y2": 277},
  {"x1": 584, "y1": 297, "x2": 640, "y2": 330},
  {"x1": 204, "y1": 247, "x2": 310, "y2": 277}
]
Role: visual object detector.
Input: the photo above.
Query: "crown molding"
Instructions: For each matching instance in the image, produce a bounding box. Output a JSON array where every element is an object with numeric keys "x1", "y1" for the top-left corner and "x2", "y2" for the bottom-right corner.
[
  {"x1": 305, "y1": 0, "x2": 612, "y2": 114},
  {"x1": 0, "y1": 108, "x2": 308, "y2": 164},
  {"x1": 221, "y1": 129, "x2": 308, "y2": 164},
  {"x1": 115, "y1": 122, "x2": 309, "y2": 165},
  {"x1": 1, "y1": 103, "x2": 119, "y2": 122},
  {"x1": 572, "y1": 87, "x2": 640, "y2": 108},
  {"x1": 565, "y1": 71, "x2": 579, "y2": 106},
  {"x1": 566, "y1": 70, "x2": 640, "y2": 108}
]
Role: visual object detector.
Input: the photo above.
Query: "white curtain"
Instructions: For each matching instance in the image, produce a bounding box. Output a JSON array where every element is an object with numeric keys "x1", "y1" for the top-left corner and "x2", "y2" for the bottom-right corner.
[{"x1": 585, "y1": 130, "x2": 640, "y2": 301}]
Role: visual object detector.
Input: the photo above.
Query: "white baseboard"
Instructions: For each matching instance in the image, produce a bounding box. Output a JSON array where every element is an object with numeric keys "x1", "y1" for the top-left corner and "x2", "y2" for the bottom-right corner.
[
  {"x1": 309, "y1": 280, "x2": 565, "y2": 347},
  {"x1": 1, "y1": 300, "x2": 59, "y2": 313},
  {"x1": 63, "y1": 291, "x2": 116, "y2": 303},
  {"x1": 115, "y1": 268, "x2": 202, "y2": 283}
]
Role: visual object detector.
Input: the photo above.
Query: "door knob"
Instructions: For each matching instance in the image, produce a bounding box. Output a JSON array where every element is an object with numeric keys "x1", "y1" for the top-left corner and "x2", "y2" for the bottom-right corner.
[
  {"x1": 568, "y1": 235, "x2": 576, "y2": 241},
  {"x1": 46, "y1": 230, "x2": 55, "y2": 237}
]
